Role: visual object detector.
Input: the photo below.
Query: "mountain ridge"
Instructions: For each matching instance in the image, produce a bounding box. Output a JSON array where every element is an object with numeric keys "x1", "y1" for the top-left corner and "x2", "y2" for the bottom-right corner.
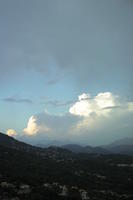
[{"x1": 1, "y1": 132, "x2": 133, "y2": 155}]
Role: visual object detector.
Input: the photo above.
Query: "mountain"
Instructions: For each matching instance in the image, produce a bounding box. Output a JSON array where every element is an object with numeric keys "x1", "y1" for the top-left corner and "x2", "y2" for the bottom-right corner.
[
  {"x1": 104, "y1": 137, "x2": 133, "y2": 155},
  {"x1": 62, "y1": 144, "x2": 109, "y2": 154},
  {"x1": 37, "y1": 140, "x2": 69, "y2": 148},
  {"x1": 113, "y1": 145, "x2": 133, "y2": 155},
  {"x1": 0, "y1": 132, "x2": 36, "y2": 152},
  {"x1": 0, "y1": 133, "x2": 133, "y2": 199},
  {"x1": 105, "y1": 144, "x2": 133, "y2": 155},
  {"x1": 61, "y1": 138, "x2": 133, "y2": 155},
  {"x1": 0, "y1": 132, "x2": 73, "y2": 159},
  {"x1": 1, "y1": 132, "x2": 133, "y2": 156},
  {"x1": 37, "y1": 137, "x2": 133, "y2": 155},
  {"x1": 62, "y1": 144, "x2": 87, "y2": 153},
  {"x1": 106, "y1": 137, "x2": 133, "y2": 147}
]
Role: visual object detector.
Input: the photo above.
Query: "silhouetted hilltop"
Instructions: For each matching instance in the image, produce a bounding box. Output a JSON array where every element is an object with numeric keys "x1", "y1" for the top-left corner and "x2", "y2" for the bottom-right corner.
[{"x1": 0, "y1": 132, "x2": 36, "y2": 152}]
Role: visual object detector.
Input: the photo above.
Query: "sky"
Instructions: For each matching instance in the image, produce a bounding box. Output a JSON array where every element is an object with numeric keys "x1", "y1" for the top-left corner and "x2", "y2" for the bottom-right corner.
[{"x1": 0, "y1": 0, "x2": 133, "y2": 146}]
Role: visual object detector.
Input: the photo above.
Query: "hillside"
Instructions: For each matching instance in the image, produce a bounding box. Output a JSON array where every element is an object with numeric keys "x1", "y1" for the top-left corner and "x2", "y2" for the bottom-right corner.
[
  {"x1": 0, "y1": 132, "x2": 133, "y2": 199},
  {"x1": 0, "y1": 132, "x2": 35, "y2": 151}
]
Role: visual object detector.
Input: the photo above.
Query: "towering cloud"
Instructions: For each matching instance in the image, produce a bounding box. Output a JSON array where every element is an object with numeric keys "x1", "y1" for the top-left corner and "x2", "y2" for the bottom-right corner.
[
  {"x1": 23, "y1": 116, "x2": 51, "y2": 136},
  {"x1": 22, "y1": 92, "x2": 133, "y2": 145}
]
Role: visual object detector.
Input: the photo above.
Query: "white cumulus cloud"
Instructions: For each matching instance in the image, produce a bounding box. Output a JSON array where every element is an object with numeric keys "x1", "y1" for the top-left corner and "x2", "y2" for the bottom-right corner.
[
  {"x1": 6, "y1": 129, "x2": 17, "y2": 137},
  {"x1": 23, "y1": 115, "x2": 51, "y2": 136},
  {"x1": 69, "y1": 92, "x2": 119, "y2": 117},
  {"x1": 78, "y1": 93, "x2": 91, "y2": 101},
  {"x1": 128, "y1": 102, "x2": 133, "y2": 111},
  {"x1": 21, "y1": 92, "x2": 133, "y2": 145}
]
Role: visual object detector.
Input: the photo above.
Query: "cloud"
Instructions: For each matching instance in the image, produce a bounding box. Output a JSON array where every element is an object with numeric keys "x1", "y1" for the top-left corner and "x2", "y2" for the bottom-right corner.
[
  {"x1": 22, "y1": 92, "x2": 133, "y2": 145},
  {"x1": 23, "y1": 115, "x2": 51, "y2": 136},
  {"x1": 78, "y1": 93, "x2": 91, "y2": 101},
  {"x1": 69, "y1": 92, "x2": 119, "y2": 117},
  {"x1": 40, "y1": 96, "x2": 74, "y2": 107},
  {"x1": 46, "y1": 79, "x2": 59, "y2": 85},
  {"x1": 69, "y1": 92, "x2": 133, "y2": 138},
  {"x1": 43, "y1": 100, "x2": 73, "y2": 107},
  {"x1": 69, "y1": 93, "x2": 133, "y2": 142},
  {"x1": 6, "y1": 129, "x2": 17, "y2": 137},
  {"x1": 3, "y1": 97, "x2": 33, "y2": 104},
  {"x1": 23, "y1": 113, "x2": 79, "y2": 140},
  {"x1": 0, "y1": 1, "x2": 132, "y2": 96},
  {"x1": 128, "y1": 102, "x2": 133, "y2": 111}
]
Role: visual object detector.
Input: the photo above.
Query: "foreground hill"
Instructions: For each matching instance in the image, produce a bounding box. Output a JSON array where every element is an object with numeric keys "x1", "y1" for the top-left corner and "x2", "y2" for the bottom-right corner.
[
  {"x1": 0, "y1": 132, "x2": 133, "y2": 199},
  {"x1": 0, "y1": 132, "x2": 73, "y2": 159},
  {"x1": 0, "y1": 132, "x2": 36, "y2": 151}
]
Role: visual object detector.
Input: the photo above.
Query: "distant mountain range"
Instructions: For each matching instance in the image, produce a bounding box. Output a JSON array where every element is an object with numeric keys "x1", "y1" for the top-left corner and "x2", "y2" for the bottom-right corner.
[
  {"x1": 61, "y1": 144, "x2": 110, "y2": 154},
  {"x1": 105, "y1": 137, "x2": 133, "y2": 147},
  {"x1": 37, "y1": 137, "x2": 133, "y2": 155},
  {"x1": 61, "y1": 138, "x2": 133, "y2": 155},
  {"x1": 0, "y1": 132, "x2": 133, "y2": 155},
  {"x1": 104, "y1": 137, "x2": 133, "y2": 155}
]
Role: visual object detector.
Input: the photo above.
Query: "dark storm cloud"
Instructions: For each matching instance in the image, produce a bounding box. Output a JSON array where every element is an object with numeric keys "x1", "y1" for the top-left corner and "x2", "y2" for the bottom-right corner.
[{"x1": 0, "y1": 0, "x2": 133, "y2": 95}]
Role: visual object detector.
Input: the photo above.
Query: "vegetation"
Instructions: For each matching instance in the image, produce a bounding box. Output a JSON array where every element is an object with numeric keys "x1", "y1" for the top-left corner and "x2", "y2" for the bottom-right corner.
[{"x1": 0, "y1": 133, "x2": 133, "y2": 199}]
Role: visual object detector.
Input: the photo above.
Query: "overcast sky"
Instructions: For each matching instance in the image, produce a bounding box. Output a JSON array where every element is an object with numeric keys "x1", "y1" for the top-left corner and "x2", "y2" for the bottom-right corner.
[{"x1": 0, "y1": 0, "x2": 133, "y2": 145}]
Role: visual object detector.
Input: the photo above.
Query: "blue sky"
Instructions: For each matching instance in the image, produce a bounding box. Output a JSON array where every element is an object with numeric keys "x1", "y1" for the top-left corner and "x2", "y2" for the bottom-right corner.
[{"x1": 0, "y1": 0, "x2": 133, "y2": 145}]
